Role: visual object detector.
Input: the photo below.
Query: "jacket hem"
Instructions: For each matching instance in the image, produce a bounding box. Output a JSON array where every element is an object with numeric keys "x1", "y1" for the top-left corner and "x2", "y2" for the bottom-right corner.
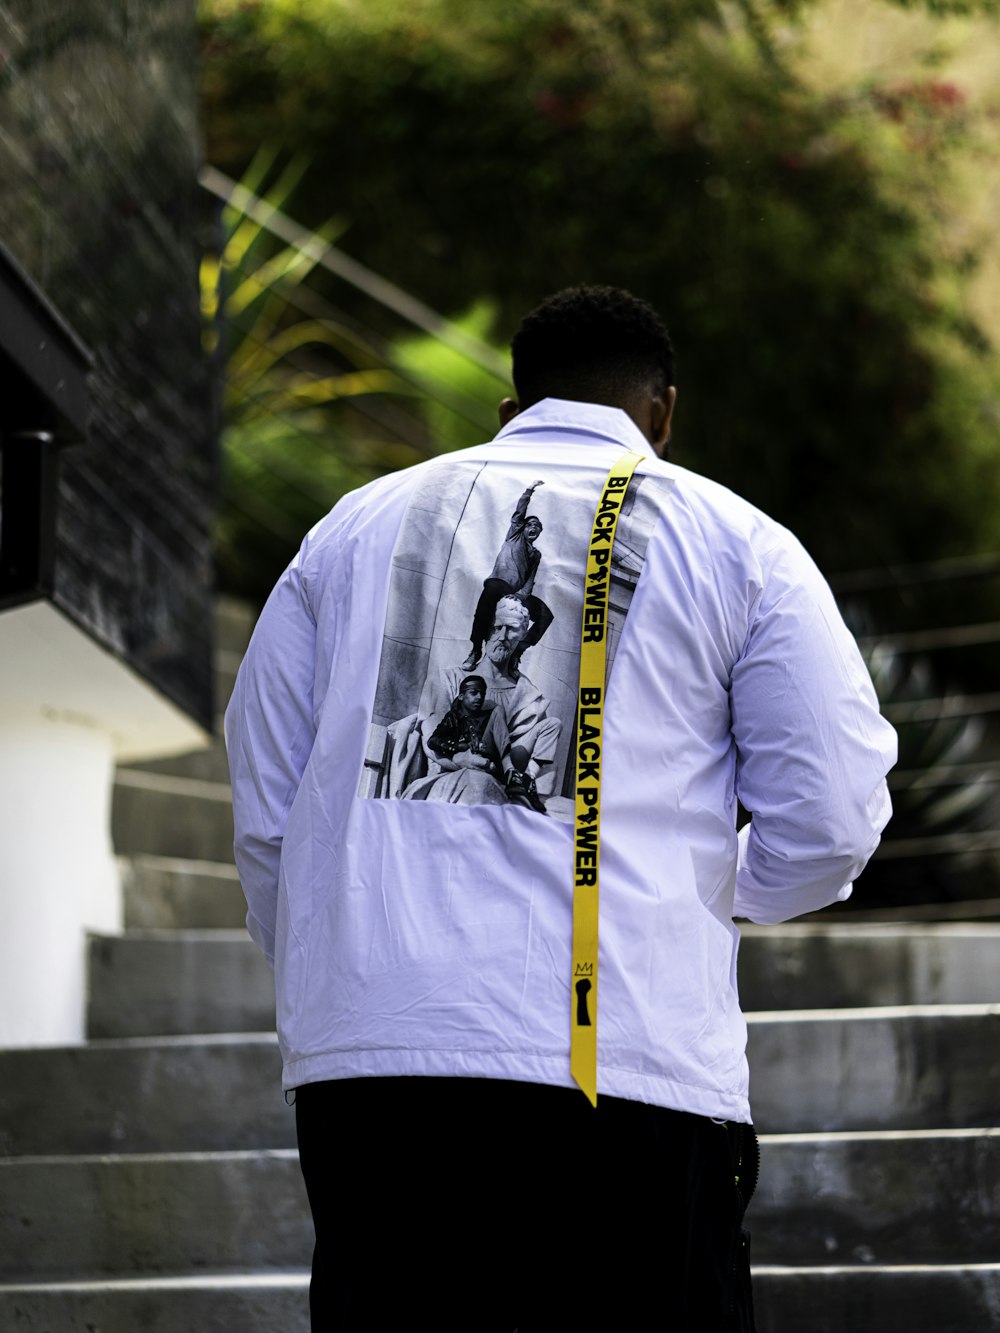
[{"x1": 281, "y1": 1046, "x2": 752, "y2": 1122}]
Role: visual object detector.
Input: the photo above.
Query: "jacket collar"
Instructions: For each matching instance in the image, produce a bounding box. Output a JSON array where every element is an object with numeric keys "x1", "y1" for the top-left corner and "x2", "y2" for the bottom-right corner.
[{"x1": 492, "y1": 398, "x2": 656, "y2": 459}]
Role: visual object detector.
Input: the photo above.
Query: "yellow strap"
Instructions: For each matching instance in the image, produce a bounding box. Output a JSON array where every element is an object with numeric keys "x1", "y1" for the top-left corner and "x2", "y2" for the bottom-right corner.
[{"x1": 571, "y1": 449, "x2": 643, "y2": 1106}]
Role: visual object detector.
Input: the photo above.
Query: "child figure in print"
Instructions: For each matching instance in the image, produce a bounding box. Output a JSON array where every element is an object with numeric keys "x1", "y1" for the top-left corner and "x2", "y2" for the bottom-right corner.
[{"x1": 426, "y1": 676, "x2": 504, "y2": 778}]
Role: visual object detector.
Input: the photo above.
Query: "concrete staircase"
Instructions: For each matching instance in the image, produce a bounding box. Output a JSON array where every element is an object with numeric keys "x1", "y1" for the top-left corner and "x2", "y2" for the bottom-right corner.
[
  {"x1": 0, "y1": 599, "x2": 311, "y2": 1331},
  {"x1": 742, "y1": 926, "x2": 1000, "y2": 1330},
  {"x1": 1, "y1": 598, "x2": 999, "y2": 1330}
]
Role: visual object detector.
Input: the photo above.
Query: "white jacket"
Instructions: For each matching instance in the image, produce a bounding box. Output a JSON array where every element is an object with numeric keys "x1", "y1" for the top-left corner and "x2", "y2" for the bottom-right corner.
[{"x1": 225, "y1": 399, "x2": 896, "y2": 1119}]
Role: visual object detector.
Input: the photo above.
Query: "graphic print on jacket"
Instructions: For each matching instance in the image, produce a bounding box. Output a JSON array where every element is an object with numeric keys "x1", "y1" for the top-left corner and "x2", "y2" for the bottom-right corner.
[{"x1": 359, "y1": 458, "x2": 673, "y2": 822}]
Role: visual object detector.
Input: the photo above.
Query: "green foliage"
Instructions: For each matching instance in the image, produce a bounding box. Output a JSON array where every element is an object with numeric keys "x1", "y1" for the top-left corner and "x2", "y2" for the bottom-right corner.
[
  {"x1": 206, "y1": 149, "x2": 427, "y2": 594},
  {"x1": 201, "y1": 0, "x2": 1000, "y2": 602},
  {"x1": 391, "y1": 300, "x2": 508, "y2": 450},
  {"x1": 883, "y1": 0, "x2": 997, "y2": 13}
]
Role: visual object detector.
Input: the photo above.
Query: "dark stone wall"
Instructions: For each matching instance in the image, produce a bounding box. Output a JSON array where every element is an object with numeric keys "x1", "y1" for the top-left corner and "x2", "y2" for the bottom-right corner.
[{"x1": 0, "y1": 0, "x2": 215, "y2": 729}]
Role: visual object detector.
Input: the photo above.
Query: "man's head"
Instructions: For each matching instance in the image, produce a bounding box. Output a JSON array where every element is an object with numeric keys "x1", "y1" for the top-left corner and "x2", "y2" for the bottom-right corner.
[
  {"x1": 524, "y1": 516, "x2": 543, "y2": 542},
  {"x1": 486, "y1": 596, "x2": 533, "y2": 675},
  {"x1": 502, "y1": 285, "x2": 676, "y2": 456}
]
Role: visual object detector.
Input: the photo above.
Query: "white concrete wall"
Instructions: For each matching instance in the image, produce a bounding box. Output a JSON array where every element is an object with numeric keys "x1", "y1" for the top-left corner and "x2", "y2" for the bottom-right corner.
[
  {"x1": 0, "y1": 600, "x2": 209, "y2": 1046},
  {"x1": 0, "y1": 711, "x2": 118, "y2": 1045}
]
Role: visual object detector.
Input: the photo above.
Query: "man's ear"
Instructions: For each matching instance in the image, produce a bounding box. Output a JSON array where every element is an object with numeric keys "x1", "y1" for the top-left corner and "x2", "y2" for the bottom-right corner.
[
  {"x1": 498, "y1": 397, "x2": 520, "y2": 428},
  {"x1": 650, "y1": 387, "x2": 677, "y2": 458}
]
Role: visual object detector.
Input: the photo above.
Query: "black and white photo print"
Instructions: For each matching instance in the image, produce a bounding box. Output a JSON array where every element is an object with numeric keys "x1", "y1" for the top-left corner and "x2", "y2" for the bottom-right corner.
[{"x1": 360, "y1": 460, "x2": 673, "y2": 821}]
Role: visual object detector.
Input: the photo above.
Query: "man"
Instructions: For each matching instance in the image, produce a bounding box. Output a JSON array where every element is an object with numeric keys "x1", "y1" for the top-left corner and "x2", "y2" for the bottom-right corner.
[
  {"x1": 388, "y1": 598, "x2": 561, "y2": 812},
  {"x1": 427, "y1": 596, "x2": 562, "y2": 812},
  {"x1": 226, "y1": 285, "x2": 896, "y2": 1331},
  {"x1": 462, "y1": 478, "x2": 554, "y2": 673}
]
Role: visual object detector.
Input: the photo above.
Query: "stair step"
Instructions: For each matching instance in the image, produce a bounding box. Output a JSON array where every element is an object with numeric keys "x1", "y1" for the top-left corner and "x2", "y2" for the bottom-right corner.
[
  {"x1": 752, "y1": 1263, "x2": 1000, "y2": 1333},
  {"x1": 119, "y1": 597, "x2": 253, "y2": 787},
  {"x1": 0, "y1": 1272, "x2": 309, "y2": 1332},
  {"x1": 88, "y1": 932, "x2": 273, "y2": 1038},
  {"x1": 111, "y1": 769, "x2": 234, "y2": 864},
  {"x1": 750, "y1": 1128, "x2": 1000, "y2": 1265},
  {"x1": 0, "y1": 1151, "x2": 309, "y2": 1280},
  {"x1": 739, "y1": 923, "x2": 1000, "y2": 1010},
  {"x1": 129, "y1": 737, "x2": 233, "y2": 785},
  {"x1": 3, "y1": 1007, "x2": 999, "y2": 1157},
  {"x1": 747, "y1": 1004, "x2": 1000, "y2": 1132},
  {"x1": 2, "y1": 1264, "x2": 997, "y2": 1333},
  {"x1": 121, "y1": 856, "x2": 247, "y2": 930},
  {"x1": 2, "y1": 1130, "x2": 997, "y2": 1281},
  {"x1": 87, "y1": 925, "x2": 1000, "y2": 1040},
  {"x1": 0, "y1": 1035, "x2": 290, "y2": 1156}
]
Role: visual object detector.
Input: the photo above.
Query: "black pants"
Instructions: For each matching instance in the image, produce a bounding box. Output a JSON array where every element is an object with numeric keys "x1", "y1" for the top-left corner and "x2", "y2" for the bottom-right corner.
[{"x1": 295, "y1": 1077, "x2": 757, "y2": 1331}]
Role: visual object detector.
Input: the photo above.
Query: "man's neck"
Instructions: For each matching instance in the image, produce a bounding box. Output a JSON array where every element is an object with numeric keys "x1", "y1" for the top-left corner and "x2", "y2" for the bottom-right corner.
[{"x1": 478, "y1": 656, "x2": 520, "y2": 687}]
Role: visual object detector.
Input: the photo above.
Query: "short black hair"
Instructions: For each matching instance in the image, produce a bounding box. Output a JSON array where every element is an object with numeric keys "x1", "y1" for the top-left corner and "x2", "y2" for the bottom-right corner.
[
  {"x1": 459, "y1": 675, "x2": 487, "y2": 693},
  {"x1": 511, "y1": 285, "x2": 675, "y2": 408}
]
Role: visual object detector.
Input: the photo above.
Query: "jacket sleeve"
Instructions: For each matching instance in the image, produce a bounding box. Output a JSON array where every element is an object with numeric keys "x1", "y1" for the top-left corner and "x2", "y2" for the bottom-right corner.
[
  {"x1": 224, "y1": 554, "x2": 317, "y2": 965},
  {"x1": 731, "y1": 538, "x2": 897, "y2": 924}
]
